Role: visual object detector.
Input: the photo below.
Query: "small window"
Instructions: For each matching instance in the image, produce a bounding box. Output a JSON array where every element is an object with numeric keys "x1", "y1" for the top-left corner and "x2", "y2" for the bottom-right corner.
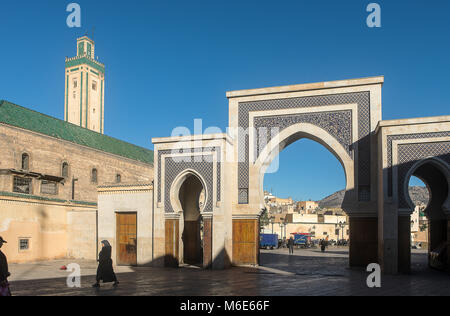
[
  {"x1": 91, "y1": 169, "x2": 98, "y2": 184},
  {"x1": 93, "y1": 108, "x2": 96, "y2": 114},
  {"x1": 323, "y1": 232, "x2": 328, "y2": 236},
  {"x1": 62, "y1": 162, "x2": 69, "y2": 178},
  {"x1": 41, "y1": 180, "x2": 58, "y2": 195},
  {"x1": 73, "y1": 91, "x2": 76, "y2": 99},
  {"x1": 21, "y1": 153, "x2": 29, "y2": 170},
  {"x1": 92, "y1": 81, "x2": 97, "y2": 91},
  {"x1": 73, "y1": 79, "x2": 78, "y2": 89},
  {"x1": 13, "y1": 176, "x2": 32, "y2": 194},
  {"x1": 19, "y1": 238, "x2": 30, "y2": 251},
  {"x1": 116, "y1": 174, "x2": 121, "y2": 183}
]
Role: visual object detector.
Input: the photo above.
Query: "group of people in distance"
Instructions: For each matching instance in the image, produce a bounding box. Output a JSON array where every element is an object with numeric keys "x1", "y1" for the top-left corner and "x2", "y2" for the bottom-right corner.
[{"x1": 285, "y1": 235, "x2": 329, "y2": 254}]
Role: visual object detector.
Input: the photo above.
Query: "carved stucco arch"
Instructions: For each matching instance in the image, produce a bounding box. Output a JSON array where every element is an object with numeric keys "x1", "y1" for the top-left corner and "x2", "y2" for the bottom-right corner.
[
  {"x1": 402, "y1": 157, "x2": 450, "y2": 215},
  {"x1": 254, "y1": 122, "x2": 354, "y2": 211}
]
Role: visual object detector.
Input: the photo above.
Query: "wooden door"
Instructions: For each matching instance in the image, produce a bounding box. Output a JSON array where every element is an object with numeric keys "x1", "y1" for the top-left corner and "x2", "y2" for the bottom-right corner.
[
  {"x1": 165, "y1": 219, "x2": 180, "y2": 267},
  {"x1": 232, "y1": 219, "x2": 259, "y2": 265},
  {"x1": 116, "y1": 213, "x2": 137, "y2": 266}
]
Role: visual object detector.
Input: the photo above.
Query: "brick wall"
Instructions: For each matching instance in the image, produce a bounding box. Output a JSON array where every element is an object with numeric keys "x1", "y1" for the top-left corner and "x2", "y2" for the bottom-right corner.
[{"x1": 0, "y1": 124, "x2": 153, "y2": 202}]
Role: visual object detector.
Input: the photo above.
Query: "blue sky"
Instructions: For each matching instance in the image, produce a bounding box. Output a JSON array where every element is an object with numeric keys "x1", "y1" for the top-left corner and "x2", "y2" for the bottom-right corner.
[{"x1": 1, "y1": 1, "x2": 448, "y2": 200}]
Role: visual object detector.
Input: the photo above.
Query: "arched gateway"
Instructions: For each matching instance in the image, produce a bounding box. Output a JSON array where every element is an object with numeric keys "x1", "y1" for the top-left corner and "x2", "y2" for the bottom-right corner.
[{"x1": 152, "y1": 76, "x2": 450, "y2": 273}]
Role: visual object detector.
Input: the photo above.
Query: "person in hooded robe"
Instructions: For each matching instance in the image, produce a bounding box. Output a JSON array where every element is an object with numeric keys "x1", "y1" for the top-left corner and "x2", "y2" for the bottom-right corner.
[
  {"x1": 0, "y1": 236, "x2": 11, "y2": 296},
  {"x1": 93, "y1": 240, "x2": 119, "y2": 288}
]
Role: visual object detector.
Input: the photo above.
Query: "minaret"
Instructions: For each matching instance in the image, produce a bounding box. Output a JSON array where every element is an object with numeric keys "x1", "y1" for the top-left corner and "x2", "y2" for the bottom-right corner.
[{"x1": 64, "y1": 36, "x2": 105, "y2": 133}]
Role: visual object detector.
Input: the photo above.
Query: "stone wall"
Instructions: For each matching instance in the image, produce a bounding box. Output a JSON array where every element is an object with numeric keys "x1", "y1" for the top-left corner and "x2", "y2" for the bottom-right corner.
[
  {"x1": 0, "y1": 123, "x2": 154, "y2": 263},
  {"x1": 0, "y1": 123, "x2": 153, "y2": 202},
  {"x1": 0, "y1": 196, "x2": 95, "y2": 263},
  {"x1": 67, "y1": 210, "x2": 97, "y2": 260},
  {"x1": 97, "y1": 184, "x2": 163, "y2": 266}
]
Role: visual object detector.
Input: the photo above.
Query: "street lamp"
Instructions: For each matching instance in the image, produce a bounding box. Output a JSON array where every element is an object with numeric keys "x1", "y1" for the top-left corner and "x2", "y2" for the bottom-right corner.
[
  {"x1": 281, "y1": 217, "x2": 287, "y2": 240},
  {"x1": 338, "y1": 221, "x2": 346, "y2": 244},
  {"x1": 270, "y1": 216, "x2": 275, "y2": 234},
  {"x1": 278, "y1": 222, "x2": 284, "y2": 240}
]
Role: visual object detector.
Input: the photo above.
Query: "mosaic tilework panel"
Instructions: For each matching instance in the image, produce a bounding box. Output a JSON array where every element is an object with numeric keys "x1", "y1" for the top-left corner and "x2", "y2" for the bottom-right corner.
[
  {"x1": 238, "y1": 92, "x2": 371, "y2": 203},
  {"x1": 157, "y1": 147, "x2": 221, "y2": 204},
  {"x1": 253, "y1": 110, "x2": 353, "y2": 157},
  {"x1": 397, "y1": 141, "x2": 450, "y2": 208},
  {"x1": 238, "y1": 188, "x2": 248, "y2": 204},
  {"x1": 386, "y1": 132, "x2": 450, "y2": 196},
  {"x1": 164, "y1": 155, "x2": 214, "y2": 213}
]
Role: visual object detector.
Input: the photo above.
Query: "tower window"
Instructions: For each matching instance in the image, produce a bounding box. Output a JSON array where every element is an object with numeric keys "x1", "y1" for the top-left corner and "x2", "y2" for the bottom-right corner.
[
  {"x1": 73, "y1": 91, "x2": 76, "y2": 99},
  {"x1": 92, "y1": 81, "x2": 97, "y2": 91},
  {"x1": 73, "y1": 79, "x2": 78, "y2": 89},
  {"x1": 62, "y1": 162, "x2": 69, "y2": 178},
  {"x1": 93, "y1": 108, "x2": 96, "y2": 114},
  {"x1": 78, "y1": 42, "x2": 84, "y2": 56},
  {"x1": 116, "y1": 174, "x2": 121, "y2": 183},
  {"x1": 21, "y1": 153, "x2": 30, "y2": 170},
  {"x1": 91, "y1": 169, "x2": 98, "y2": 184}
]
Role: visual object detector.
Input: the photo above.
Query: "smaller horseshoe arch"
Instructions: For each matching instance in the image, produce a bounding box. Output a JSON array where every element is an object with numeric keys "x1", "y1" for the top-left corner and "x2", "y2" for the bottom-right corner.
[
  {"x1": 170, "y1": 169, "x2": 208, "y2": 266},
  {"x1": 170, "y1": 169, "x2": 208, "y2": 216},
  {"x1": 403, "y1": 157, "x2": 450, "y2": 215},
  {"x1": 402, "y1": 157, "x2": 450, "y2": 271}
]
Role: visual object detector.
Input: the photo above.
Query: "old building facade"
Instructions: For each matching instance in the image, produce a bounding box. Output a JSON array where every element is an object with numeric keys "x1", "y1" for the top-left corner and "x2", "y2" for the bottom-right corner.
[
  {"x1": 0, "y1": 37, "x2": 153, "y2": 263},
  {"x1": 1, "y1": 36, "x2": 448, "y2": 274}
]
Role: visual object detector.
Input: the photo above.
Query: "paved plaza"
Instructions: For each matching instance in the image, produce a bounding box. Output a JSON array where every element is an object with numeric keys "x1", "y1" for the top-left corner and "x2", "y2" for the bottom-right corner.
[{"x1": 8, "y1": 247, "x2": 450, "y2": 296}]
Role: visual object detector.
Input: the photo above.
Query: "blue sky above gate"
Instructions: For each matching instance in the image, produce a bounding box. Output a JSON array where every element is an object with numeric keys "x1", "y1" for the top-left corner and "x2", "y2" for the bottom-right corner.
[{"x1": 1, "y1": 0, "x2": 447, "y2": 200}]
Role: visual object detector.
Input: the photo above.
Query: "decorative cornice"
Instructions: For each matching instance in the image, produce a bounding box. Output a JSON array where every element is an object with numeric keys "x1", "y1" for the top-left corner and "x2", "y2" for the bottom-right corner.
[
  {"x1": 98, "y1": 182, "x2": 153, "y2": 194},
  {"x1": 226, "y1": 76, "x2": 384, "y2": 98},
  {"x1": 65, "y1": 56, "x2": 105, "y2": 74}
]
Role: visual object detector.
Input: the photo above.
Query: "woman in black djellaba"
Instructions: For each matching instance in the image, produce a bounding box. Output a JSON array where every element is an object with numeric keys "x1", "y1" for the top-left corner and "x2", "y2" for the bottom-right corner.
[{"x1": 93, "y1": 240, "x2": 119, "y2": 288}]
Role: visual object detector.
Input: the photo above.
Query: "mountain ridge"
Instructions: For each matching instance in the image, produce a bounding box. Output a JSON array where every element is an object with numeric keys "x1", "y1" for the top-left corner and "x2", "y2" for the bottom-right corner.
[{"x1": 318, "y1": 186, "x2": 429, "y2": 209}]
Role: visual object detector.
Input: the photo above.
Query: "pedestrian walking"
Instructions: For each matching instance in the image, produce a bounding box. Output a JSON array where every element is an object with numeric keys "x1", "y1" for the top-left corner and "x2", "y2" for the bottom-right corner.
[
  {"x1": 0, "y1": 236, "x2": 11, "y2": 296},
  {"x1": 288, "y1": 236, "x2": 294, "y2": 255},
  {"x1": 92, "y1": 240, "x2": 119, "y2": 288},
  {"x1": 320, "y1": 239, "x2": 325, "y2": 252}
]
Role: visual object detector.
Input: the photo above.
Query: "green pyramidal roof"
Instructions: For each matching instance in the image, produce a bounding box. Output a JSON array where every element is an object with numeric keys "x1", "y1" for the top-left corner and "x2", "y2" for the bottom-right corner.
[{"x1": 0, "y1": 100, "x2": 153, "y2": 165}]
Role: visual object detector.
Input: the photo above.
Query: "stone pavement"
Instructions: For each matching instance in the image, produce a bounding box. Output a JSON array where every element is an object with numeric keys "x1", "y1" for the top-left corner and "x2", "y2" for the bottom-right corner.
[{"x1": 7, "y1": 247, "x2": 450, "y2": 296}]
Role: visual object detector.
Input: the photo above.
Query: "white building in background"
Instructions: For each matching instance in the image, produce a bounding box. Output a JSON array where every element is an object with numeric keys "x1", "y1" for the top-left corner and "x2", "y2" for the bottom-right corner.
[{"x1": 263, "y1": 213, "x2": 349, "y2": 241}]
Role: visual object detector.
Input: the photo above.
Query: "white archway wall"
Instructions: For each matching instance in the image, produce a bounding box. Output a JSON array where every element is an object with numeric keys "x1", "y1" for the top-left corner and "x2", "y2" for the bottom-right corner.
[
  {"x1": 377, "y1": 119, "x2": 450, "y2": 274},
  {"x1": 253, "y1": 122, "x2": 354, "y2": 211}
]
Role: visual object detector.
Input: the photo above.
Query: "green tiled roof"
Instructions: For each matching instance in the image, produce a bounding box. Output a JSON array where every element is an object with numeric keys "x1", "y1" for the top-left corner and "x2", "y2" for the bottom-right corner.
[{"x1": 0, "y1": 100, "x2": 153, "y2": 165}]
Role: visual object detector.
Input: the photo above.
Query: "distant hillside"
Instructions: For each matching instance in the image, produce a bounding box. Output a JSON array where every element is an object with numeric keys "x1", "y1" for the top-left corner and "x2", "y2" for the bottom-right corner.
[
  {"x1": 318, "y1": 190, "x2": 346, "y2": 209},
  {"x1": 318, "y1": 186, "x2": 429, "y2": 209}
]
